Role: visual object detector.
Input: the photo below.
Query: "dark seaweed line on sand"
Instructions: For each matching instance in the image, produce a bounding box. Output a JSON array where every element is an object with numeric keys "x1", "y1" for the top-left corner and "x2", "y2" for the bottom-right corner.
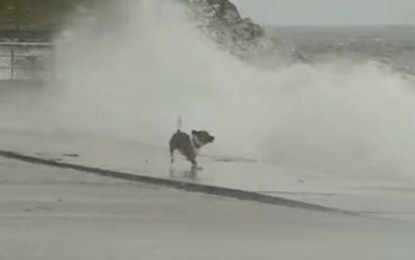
[{"x1": 0, "y1": 150, "x2": 358, "y2": 216}]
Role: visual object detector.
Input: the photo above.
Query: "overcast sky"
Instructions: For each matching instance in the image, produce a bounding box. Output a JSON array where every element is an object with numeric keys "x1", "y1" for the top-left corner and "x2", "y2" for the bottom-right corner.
[{"x1": 232, "y1": 0, "x2": 415, "y2": 26}]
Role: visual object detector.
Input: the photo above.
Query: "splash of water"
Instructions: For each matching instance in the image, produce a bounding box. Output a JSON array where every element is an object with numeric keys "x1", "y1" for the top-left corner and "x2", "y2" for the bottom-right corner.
[{"x1": 54, "y1": 0, "x2": 415, "y2": 179}]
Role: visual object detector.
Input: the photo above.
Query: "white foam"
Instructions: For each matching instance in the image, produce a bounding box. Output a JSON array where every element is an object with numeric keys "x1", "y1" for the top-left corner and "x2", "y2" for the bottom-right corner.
[{"x1": 48, "y1": 0, "x2": 415, "y2": 179}]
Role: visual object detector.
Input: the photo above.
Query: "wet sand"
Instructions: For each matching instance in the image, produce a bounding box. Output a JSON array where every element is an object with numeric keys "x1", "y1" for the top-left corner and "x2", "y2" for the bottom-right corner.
[{"x1": 0, "y1": 157, "x2": 414, "y2": 260}]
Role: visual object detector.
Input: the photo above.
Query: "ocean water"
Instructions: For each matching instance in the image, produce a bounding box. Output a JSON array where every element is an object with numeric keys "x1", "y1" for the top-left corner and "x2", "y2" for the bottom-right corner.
[
  {"x1": 2, "y1": 0, "x2": 415, "y2": 180},
  {"x1": 270, "y1": 26, "x2": 415, "y2": 75}
]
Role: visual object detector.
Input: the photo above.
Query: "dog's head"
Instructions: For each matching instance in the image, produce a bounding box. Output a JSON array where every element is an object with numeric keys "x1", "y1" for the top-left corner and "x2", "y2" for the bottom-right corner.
[{"x1": 192, "y1": 130, "x2": 215, "y2": 146}]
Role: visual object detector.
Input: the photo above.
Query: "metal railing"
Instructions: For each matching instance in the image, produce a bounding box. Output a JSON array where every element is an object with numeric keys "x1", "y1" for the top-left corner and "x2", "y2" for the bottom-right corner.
[{"x1": 0, "y1": 42, "x2": 54, "y2": 81}]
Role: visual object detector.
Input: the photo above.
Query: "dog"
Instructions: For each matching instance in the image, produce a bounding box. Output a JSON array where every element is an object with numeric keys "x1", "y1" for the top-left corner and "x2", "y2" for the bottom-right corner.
[{"x1": 169, "y1": 117, "x2": 214, "y2": 169}]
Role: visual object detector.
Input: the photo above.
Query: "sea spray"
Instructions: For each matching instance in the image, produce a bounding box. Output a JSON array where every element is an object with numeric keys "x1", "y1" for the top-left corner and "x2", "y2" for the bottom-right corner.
[{"x1": 52, "y1": 0, "x2": 415, "y2": 179}]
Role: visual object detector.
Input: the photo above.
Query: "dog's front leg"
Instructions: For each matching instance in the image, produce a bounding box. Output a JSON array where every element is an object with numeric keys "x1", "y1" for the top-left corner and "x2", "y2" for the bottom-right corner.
[
  {"x1": 169, "y1": 148, "x2": 175, "y2": 164},
  {"x1": 191, "y1": 160, "x2": 203, "y2": 170}
]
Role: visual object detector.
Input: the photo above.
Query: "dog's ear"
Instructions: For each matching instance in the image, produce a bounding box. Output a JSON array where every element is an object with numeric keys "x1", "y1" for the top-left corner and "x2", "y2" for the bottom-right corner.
[{"x1": 191, "y1": 130, "x2": 198, "y2": 135}]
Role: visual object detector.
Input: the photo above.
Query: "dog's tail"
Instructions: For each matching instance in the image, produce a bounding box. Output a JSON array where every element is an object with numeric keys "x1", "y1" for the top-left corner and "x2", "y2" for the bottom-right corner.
[{"x1": 177, "y1": 116, "x2": 183, "y2": 132}]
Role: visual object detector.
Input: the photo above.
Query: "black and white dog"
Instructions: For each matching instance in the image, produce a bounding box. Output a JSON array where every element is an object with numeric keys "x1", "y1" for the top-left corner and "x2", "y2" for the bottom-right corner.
[{"x1": 169, "y1": 117, "x2": 214, "y2": 169}]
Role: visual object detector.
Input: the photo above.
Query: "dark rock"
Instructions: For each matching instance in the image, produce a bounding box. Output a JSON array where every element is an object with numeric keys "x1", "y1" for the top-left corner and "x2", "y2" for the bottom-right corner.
[
  {"x1": 184, "y1": 0, "x2": 301, "y2": 66},
  {"x1": 185, "y1": 0, "x2": 264, "y2": 55}
]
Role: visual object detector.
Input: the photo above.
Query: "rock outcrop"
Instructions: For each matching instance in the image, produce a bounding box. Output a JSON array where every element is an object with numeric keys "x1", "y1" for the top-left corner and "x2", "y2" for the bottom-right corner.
[
  {"x1": 184, "y1": 0, "x2": 300, "y2": 66},
  {"x1": 185, "y1": 0, "x2": 265, "y2": 54}
]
